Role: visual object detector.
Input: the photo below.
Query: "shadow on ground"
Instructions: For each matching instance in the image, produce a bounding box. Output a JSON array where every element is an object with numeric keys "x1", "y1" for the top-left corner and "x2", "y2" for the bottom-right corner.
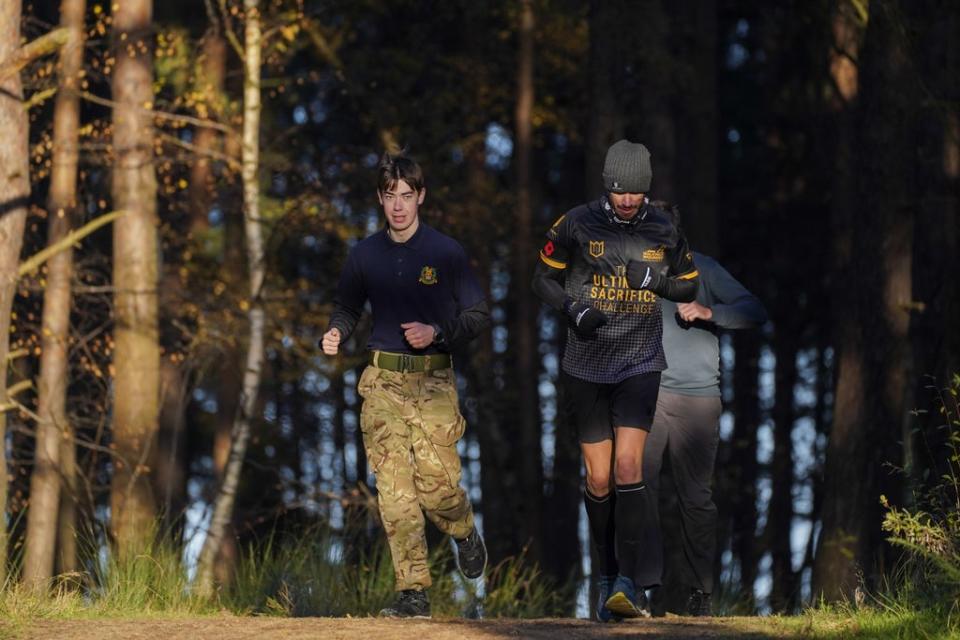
[{"x1": 15, "y1": 615, "x2": 795, "y2": 640}]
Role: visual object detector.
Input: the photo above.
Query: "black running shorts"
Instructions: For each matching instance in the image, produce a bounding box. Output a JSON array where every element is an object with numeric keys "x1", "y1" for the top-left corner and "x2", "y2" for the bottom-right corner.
[{"x1": 562, "y1": 370, "x2": 662, "y2": 443}]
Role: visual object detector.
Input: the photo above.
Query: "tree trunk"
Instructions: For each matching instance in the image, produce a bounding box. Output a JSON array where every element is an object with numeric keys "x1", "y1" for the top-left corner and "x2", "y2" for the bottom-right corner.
[
  {"x1": 510, "y1": 0, "x2": 543, "y2": 564},
  {"x1": 188, "y1": 33, "x2": 226, "y2": 237},
  {"x1": 23, "y1": 0, "x2": 86, "y2": 587},
  {"x1": 110, "y1": 0, "x2": 160, "y2": 555},
  {"x1": 730, "y1": 332, "x2": 761, "y2": 603},
  {"x1": 196, "y1": 0, "x2": 265, "y2": 596},
  {"x1": 814, "y1": 0, "x2": 916, "y2": 600},
  {"x1": 672, "y1": 0, "x2": 718, "y2": 255},
  {"x1": 584, "y1": 0, "x2": 624, "y2": 200},
  {"x1": 0, "y1": 0, "x2": 30, "y2": 586},
  {"x1": 211, "y1": 122, "x2": 243, "y2": 586},
  {"x1": 768, "y1": 331, "x2": 798, "y2": 612}
]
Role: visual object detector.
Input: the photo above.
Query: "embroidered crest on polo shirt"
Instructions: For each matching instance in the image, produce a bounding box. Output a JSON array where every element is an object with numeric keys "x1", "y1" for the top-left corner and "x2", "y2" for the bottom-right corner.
[{"x1": 418, "y1": 266, "x2": 438, "y2": 285}]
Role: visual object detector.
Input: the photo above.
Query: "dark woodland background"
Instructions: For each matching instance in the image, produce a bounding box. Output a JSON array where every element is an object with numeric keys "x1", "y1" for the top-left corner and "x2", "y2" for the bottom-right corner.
[{"x1": 2, "y1": 0, "x2": 958, "y2": 616}]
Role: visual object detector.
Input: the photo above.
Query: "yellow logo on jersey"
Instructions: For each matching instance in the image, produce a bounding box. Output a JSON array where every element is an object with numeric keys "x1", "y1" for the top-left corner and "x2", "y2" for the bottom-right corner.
[
  {"x1": 419, "y1": 266, "x2": 438, "y2": 285},
  {"x1": 642, "y1": 247, "x2": 665, "y2": 261},
  {"x1": 589, "y1": 241, "x2": 605, "y2": 258}
]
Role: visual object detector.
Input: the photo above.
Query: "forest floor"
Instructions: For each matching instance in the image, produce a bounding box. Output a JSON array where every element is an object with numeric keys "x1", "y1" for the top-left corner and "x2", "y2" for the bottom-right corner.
[{"x1": 3, "y1": 614, "x2": 821, "y2": 640}]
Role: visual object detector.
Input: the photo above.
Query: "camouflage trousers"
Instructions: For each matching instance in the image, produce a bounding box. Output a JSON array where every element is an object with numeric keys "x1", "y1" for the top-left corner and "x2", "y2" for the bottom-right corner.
[{"x1": 357, "y1": 364, "x2": 475, "y2": 591}]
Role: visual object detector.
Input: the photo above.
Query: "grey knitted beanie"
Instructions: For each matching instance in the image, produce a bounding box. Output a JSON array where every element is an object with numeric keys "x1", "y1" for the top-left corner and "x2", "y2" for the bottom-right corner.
[{"x1": 602, "y1": 140, "x2": 652, "y2": 193}]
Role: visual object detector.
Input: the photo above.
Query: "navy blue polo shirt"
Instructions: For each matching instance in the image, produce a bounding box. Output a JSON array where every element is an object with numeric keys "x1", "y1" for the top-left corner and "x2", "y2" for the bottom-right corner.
[{"x1": 331, "y1": 222, "x2": 485, "y2": 354}]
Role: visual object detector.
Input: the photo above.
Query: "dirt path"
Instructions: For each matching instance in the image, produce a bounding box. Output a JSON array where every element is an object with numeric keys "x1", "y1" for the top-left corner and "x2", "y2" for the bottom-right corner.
[{"x1": 9, "y1": 615, "x2": 801, "y2": 640}]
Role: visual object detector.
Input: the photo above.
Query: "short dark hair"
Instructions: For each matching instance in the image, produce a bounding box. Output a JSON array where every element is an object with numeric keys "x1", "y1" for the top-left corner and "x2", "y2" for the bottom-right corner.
[{"x1": 377, "y1": 152, "x2": 425, "y2": 194}]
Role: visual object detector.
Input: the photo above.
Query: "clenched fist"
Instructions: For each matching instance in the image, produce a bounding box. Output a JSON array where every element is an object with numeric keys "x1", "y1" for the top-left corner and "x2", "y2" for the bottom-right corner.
[
  {"x1": 321, "y1": 327, "x2": 341, "y2": 355},
  {"x1": 677, "y1": 301, "x2": 712, "y2": 322},
  {"x1": 401, "y1": 322, "x2": 436, "y2": 349}
]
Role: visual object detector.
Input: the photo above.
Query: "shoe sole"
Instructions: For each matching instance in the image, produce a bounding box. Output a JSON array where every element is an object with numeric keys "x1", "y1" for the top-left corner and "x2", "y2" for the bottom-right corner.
[
  {"x1": 604, "y1": 592, "x2": 651, "y2": 619},
  {"x1": 596, "y1": 612, "x2": 624, "y2": 623},
  {"x1": 457, "y1": 533, "x2": 488, "y2": 580}
]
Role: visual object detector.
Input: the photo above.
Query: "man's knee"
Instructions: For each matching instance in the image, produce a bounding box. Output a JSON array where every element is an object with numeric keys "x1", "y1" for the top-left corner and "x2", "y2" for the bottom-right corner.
[
  {"x1": 614, "y1": 456, "x2": 642, "y2": 485},
  {"x1": 586, "y1": 472, "x2": 611, "y2": 496}
]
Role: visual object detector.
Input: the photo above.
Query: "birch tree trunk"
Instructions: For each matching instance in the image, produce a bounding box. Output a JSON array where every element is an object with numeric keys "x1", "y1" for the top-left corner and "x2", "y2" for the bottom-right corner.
[
  {"x1": 23, "y1": 0, "x2": 86, "y2": 587},
  {"x1": 195, "y1": 0, "x2": 265, "y2": 596},
  {"x1": 109, "y1": 0, "x2": 160, "y2": 555},
  {"x1": 0, "y1": 0, "x2": 30, "y2": 585}
]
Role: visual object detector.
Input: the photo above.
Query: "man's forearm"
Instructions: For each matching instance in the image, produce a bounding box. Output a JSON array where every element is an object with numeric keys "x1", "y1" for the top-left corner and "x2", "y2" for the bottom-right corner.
[
  {"x1": 711, "y1": 296, "x2": 767, "y2": 329},
  {"x1": 652, "y1": 275, "x2": 698, "y2": 303},
  {"x1": 438, "y1": 299, "x2": 491, "y2": 348},
  {"x1": 327, "y1": 304, "x2": 361, "y2": 341},
  {"x1": 531, "y1": 261, "x2": 569, "y2": 311}
]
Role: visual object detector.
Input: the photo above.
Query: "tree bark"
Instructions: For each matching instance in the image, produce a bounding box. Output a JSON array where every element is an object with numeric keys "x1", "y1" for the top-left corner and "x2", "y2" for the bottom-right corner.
[
  {"x1": 814, "y1": 0, "x2": 916, "y2": 600},
  {"x1": 768, "y1": 331, "x2": 798, "y2": 612},
  {"x1": 211, "y1": 121, "x2": 243, "y2": 586},
  {"x1": 0, "y1": 0, "x2": 30, "y2": 586},
  {"x1": 196, "y1": 0, "x2": 265, "y2": 597},
  {"x1": 510, "y1": 0, "x2": 543, "y2": 564},
  {"x1": 110, "y1": 0, "x2": 161, "y2": 555},
  {"x1": 730, "y1": 332, "x2": 761, "y2": 604},
  {"x1": 584, "y1": 0, "x2": 624, "y2": 200},
  {"x1": 23, "y1": 0, "x2": 86, "y2": 587},
  {"x1": 672, "y1": 0, "x2": 718, "y2": 255},
  {"x1": 188, "y1": 33, "x2": 227, "y2": 237}
]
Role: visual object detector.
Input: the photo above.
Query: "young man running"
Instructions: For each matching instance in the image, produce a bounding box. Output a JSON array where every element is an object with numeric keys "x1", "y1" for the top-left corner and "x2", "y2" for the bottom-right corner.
[
  {"x1": 532, "y1": 140, "x2": 699, "y2": 621},
  {"x1": 322, "y1": 152, "x2": 489, "y2": 618}
]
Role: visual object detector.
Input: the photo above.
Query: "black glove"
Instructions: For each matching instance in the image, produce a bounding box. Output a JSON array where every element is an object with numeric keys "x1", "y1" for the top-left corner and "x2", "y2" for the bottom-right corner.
[
  {"x1": 564, "y1": 299, "x2": 607, "y2": 335},
  {"x1": 626, "y1": 260, "x2": 666, "y2": 291}
]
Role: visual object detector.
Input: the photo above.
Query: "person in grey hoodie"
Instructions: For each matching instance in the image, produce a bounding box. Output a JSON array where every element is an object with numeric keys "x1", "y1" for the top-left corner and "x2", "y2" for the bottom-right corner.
[{"x1": 641, "y1": 250, "x2": 767, "y2": 616}]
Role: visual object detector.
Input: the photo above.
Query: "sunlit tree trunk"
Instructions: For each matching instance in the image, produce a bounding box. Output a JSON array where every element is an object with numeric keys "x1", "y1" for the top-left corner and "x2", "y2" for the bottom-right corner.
[
  {"x1": 110, "y1": 0, "x2": 160, "y2": 554},
  {"x1": 23, "y1": 0, "x2": 86, "y2": 586},
  {"x1": 196, "y1": 0, "x2": 265, "y2": 596},
  {"x1": 0, "y1": 0, "x2": 31, "y2": 586}
]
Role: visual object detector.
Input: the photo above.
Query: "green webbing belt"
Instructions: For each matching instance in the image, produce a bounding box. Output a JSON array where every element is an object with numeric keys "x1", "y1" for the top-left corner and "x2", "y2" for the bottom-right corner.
[{"x1": 369, "y1": 350, "x2": 451, "y2": 372}]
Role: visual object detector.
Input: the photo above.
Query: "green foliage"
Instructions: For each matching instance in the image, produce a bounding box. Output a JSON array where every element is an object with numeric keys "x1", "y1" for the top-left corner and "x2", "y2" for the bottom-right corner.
[
  {"x1": 783, "y1": 596, "x2": 960, "y2": 639},
  {"x1": 480, "y1": 548, "x2": 573, "y2": 618},
  {"x1": 224, "y1": 525, "x2": 569, "y2": 619},
  {"x1": 0, "y1": 536, "x2": 216, "y2": 627},
  {"x1": 882, "y1": 374, "x2": 960, "y2": 608}
]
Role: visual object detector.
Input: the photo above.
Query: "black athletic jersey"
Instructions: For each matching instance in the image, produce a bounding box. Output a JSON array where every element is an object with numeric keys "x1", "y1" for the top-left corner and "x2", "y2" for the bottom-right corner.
[{"x1": 539, "y1": 198, "x2": 698, "y2": 383}]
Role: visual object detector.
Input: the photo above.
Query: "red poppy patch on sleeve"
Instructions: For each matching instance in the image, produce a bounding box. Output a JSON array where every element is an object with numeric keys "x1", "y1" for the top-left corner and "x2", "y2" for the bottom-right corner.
[{"x1": 543, "y1": 240, "x2": 555, "y2": 256}]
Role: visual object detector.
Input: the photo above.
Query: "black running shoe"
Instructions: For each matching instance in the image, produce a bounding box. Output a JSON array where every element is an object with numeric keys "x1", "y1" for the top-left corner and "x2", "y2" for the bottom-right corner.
[
  {"x1": 455, "y1": 527, "x2": 488, "y2": 579},
  {"x1": 379, "y1": 589, "x2": 431, "y2": 618},
  {"x1": 686, "y1": 588, "x2": 712, "y2": 617}
]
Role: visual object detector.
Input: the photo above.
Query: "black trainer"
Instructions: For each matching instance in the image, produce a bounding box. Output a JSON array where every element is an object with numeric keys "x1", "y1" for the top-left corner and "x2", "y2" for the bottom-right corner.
[
  {"x1": 455, "y1": 527, "x2": 487, "y2": 579},
  {"x1": 379, "y1": 589, "x2": 431, "y2": 618},
  {"x1": 686, "y1": 588, "x2": 712, "y2": 617}
]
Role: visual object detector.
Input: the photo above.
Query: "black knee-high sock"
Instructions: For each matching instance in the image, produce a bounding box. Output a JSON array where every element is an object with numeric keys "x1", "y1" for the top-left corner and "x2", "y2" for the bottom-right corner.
[
  {"x1": 584, "y1": 489, "x2": 618, "y2": 578},
  {"x1": 615, "y1": 481, "x2": 662, "y2": 588}
]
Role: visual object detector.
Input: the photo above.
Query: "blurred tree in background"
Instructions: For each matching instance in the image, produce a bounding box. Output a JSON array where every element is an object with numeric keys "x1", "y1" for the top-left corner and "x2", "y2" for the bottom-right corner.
[{"x1": 0, "y1": 0, "x2": 956, "y2": 615}]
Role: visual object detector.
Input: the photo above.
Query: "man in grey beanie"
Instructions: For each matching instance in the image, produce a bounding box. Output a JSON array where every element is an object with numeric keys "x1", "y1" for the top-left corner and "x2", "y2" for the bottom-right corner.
[{"x1": 532, "y1": 139, "x2": 699, "y2": 621}]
